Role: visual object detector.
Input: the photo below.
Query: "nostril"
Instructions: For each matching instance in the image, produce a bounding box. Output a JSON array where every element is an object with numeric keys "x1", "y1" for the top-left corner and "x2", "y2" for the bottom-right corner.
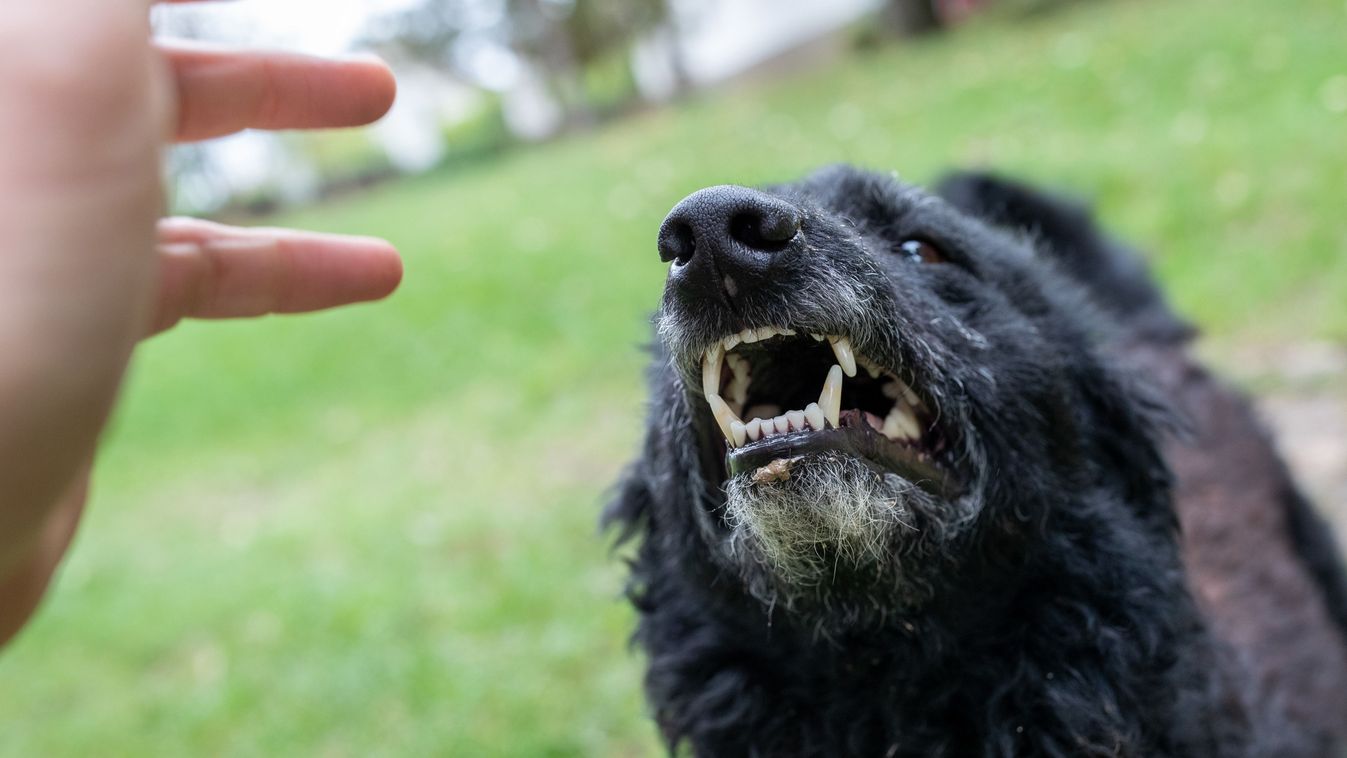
[
  {"x1": 658, "y1": 221, "x2": 696, "y2": 264},
  {"x1": 729, "y1": 208, "x2": 800, "y2": 253}
]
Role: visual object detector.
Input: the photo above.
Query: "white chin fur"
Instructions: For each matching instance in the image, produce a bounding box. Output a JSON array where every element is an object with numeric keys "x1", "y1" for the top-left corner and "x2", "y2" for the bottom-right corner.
[{"x1": 723, "y1": 454, "x2": 910, "y2": 584}]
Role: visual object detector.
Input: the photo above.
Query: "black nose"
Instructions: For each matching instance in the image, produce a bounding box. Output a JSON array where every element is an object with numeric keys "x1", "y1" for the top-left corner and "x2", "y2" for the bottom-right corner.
[{"x1": 658, "y1": 185, "x2": 802, "y2": 300}]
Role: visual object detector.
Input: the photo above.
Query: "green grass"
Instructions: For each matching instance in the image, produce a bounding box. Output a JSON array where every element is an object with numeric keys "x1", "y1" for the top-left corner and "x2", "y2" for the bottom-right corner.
[{"x1": 2, "y1": 0, "x2": 1345, "y2": 753}]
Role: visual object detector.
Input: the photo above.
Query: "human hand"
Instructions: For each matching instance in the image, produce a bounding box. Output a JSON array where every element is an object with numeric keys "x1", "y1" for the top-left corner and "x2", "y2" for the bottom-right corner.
[{"x1": 0, "y1": 0, "x2": 402, "y2": 644}]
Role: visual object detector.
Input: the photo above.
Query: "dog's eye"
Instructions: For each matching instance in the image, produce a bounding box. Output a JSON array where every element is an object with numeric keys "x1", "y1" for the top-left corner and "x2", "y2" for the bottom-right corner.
[{"x1": 898, "y1": 239, "x2": 945, "y2": 265}]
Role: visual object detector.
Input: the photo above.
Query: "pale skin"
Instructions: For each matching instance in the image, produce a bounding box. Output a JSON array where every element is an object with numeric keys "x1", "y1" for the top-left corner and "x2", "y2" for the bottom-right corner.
[{"x1": 0, "y1": 1, "x2": 404, "y2": 645}]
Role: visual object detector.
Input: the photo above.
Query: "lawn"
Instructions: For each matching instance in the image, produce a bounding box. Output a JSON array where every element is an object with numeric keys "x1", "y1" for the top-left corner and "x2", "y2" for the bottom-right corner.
[{"x1": 1, "y1": 0, "x2": 1344, "y2": 754}]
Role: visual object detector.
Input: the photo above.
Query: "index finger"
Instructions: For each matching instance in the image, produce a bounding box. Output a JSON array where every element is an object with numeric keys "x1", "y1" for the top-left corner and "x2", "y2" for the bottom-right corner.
[
  {"x1": 162, "y1": 42, "x2": 397, "y2": 142},
  {"x1": 150, "y1": 218, "x2": 403, "y2": 336}
]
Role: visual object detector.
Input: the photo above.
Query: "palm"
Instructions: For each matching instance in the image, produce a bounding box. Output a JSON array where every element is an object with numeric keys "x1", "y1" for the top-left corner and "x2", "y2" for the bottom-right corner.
[{"x1": 0, "y1": 0, "x2": 401, "y2": 644}]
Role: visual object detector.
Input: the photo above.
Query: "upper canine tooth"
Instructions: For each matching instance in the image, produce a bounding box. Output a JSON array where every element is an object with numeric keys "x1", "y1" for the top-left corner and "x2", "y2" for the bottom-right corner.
[
  {"x1": 702, "y1": 343, "x2": 724, "y2": 398},
  {"x1": 856, "y1": 355, "x2": 882, "y2": 379},
  {"x1": 707, "y1": 393, "x2": 742, "y2": 447},
  {"x1": 726, "y1": 354, "x2": 750, "y2": 408},
  {"x1": 828, "y1": 336, "x2": 857, "y2": 378},
  {"x1": 900, "y1": 381, "x2": 921, "y2": 408},
  {"x1": 819, "y1": 365, "x2": 843, "y2": 428}
]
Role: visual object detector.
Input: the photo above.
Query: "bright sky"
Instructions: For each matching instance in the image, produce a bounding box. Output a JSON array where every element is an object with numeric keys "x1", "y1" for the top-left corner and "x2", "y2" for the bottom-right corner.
[{"x1": 153, "y1": 0, "x2": 423, "y2": 55}]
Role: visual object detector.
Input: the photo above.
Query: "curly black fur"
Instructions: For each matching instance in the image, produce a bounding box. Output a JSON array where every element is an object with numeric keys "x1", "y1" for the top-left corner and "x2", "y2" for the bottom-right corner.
[{"x1": 605, "y1": 166, "x2": 1347, "y2": 756}]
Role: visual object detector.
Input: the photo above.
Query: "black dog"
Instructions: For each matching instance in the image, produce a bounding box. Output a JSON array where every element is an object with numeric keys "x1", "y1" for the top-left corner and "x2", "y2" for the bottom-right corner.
[{"x1": 605, "y1": 165, "x2": 1347, "y2": 756}]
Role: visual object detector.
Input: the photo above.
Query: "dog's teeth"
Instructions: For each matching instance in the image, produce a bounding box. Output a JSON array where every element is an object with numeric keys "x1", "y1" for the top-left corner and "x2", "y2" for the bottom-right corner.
[
  {"x1": 882, "y1": 377, "x2": 921, "y2": 407},
  {"x1": 779, "y1": 328, "x2": 796, "y2": 336},
  {"x1": 701, "y1": 343, "x2": 723, "y2": 398},
  {"x1": 882, "y1": 402, "x2": 922, "y2": 441},
  {"x1": 730, "y1": 420, "x2": 747, "y2": 447},
  {"x1": 757, "y1": 326, "x2": 778, "y2": 342},
  {"x1": 772, "y1": 414, "x2": 789, "y2": 435},
  {"x1": 726, "y1": 354, "x2": 751, "y2": 408},
  {"x1": 804, "y1": 402, "x2": 825, "y2": 431},
  {"x1": 810, "y1": 333, "x2": 825, "y2": 341},
  {"x1": 900, "y1": 381, "x2": 922, "y2": 408},
  {"x1": 746, "y1": 418, "x2": 762, "y2": 441},
  {"x1": 740, "y1": 328, "x2": 759, "y2": 344},
  {"x1": 707, "y1": 393, "x2": 742, "y2": 447},
  {"x1": 722, "y1": 334, "x2": 741, "y2": 352},
  {"x1": 828, "y1": 336, "x2": 857, "y2": 378},
  {"x1": 787, "y1": 410, "x2": 806, "y2": 432},
  {"x1": 819, "y1": 365, "x2": 843, "y2": 428},
  {"x1": 857, "y1": 355, "x2": 882, "y2": 379},
  {"x1": 760, "y1": 417, "x2": 776, "y2": 436},
  {"x1": 880, "y1": 414, "x2": 902, "y2": 439}
]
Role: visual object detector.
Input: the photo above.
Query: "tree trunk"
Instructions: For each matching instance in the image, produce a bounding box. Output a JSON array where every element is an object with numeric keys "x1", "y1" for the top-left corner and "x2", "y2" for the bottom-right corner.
[{"x1": 884, "y1": 0, "x2": 944, "y2": 36}]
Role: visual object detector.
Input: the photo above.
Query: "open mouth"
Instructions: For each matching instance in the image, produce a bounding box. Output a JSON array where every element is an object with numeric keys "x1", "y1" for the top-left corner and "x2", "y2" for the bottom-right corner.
[{"x1": 700, "y1": 326, "x2": 954, "y2": 496}]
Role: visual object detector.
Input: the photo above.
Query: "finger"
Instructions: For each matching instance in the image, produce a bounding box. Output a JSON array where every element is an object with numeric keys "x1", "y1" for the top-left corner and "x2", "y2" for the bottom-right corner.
[
  {"x1": 160, "y1": 42, "x2": 397, "y2": 142},
  {"x1": 149, "y1": 218, "x2": 403, "y2": 336}
]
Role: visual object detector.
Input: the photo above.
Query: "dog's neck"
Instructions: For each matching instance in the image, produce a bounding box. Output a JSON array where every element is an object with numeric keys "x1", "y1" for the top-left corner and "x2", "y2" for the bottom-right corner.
[{"x1": 632, "y1": 469, "x2": 1242, "y2": 756}]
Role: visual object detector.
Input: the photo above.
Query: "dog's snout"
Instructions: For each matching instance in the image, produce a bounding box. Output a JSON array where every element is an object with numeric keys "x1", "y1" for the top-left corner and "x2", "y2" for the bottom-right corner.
[{"x1": 658, "y1": 185, "x2": 801, "y2": 301}]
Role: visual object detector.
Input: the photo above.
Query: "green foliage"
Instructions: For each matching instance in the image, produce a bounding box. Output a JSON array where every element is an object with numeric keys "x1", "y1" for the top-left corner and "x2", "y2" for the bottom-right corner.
[
  {"x1": 1, "y1": 0, "x2": 1343, "y2": 754},
  {"x1": 440, "y1": 95, "x2": 514, "y2": 167}
]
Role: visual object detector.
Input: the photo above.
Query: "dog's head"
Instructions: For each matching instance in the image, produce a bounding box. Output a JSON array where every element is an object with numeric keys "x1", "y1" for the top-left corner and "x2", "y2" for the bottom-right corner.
[{"x1": 632, "y1": 165, "x2": 1171, "y2": 628}]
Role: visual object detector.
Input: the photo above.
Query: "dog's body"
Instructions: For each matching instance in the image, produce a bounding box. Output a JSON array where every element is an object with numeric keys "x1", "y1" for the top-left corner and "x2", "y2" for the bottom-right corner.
[{"x1": 607, "y1": 167, "x2": 1347, "y2": 756}]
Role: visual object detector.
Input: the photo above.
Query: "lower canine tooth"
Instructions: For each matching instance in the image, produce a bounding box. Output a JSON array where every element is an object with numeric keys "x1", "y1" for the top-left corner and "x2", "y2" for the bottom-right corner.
[
  {"x1": 804, "y1": 402, "x2": 825, "y2": 431},
  {"x1": 707, "y1": 393, "x2": 741, "y2": 446},
  {"x1": 819, "y1": 365, "x2": 843, "y2": 428},
  {"x1": 828, "y1": 336, "x2": 857, "y2": 378}
]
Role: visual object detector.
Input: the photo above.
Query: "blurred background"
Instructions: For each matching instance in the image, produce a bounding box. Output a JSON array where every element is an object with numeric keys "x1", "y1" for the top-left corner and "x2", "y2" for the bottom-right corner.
[{"x1": 1, "y1": 0, "x2": 1345, "y2": 753}]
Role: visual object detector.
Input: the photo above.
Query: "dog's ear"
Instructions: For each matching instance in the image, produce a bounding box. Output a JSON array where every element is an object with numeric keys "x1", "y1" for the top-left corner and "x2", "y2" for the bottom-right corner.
[
  {"x1": 936, "y1": 170, "x2": 1192, "y2": 345},
  {"x1": 601, "y1": 464, "x2": 654, "y2": 545},
  {"x1": 1078, "y1": 358, "x2": 1180, "y2": 533}
]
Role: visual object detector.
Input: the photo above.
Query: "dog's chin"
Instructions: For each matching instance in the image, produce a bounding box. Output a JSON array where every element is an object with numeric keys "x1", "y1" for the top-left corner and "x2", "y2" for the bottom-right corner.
[{"x1": 723, "y1": 452, "x2": 923, "y2": 596}]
